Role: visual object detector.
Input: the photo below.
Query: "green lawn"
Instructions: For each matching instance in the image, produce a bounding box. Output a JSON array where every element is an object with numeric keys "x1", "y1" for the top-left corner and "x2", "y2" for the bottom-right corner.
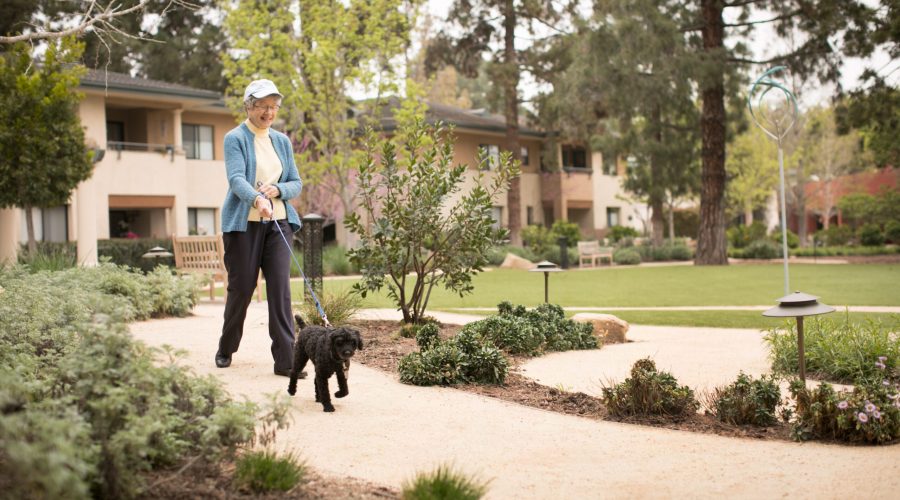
[{"x1": 307, "y1": 264, "x2": 900, "y2": 309}]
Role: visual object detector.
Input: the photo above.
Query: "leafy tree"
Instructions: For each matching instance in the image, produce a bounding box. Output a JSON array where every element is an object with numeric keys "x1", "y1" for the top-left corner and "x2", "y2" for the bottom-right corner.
[
  {"x1": 543, "y1": 0, "x2": 700, "y2": 247},
  {"x1": 836, "y1": 76, "x2": 899, "y2": 168},
  {"x1": 427, "y1": 0, "x2": 571, "y2": 246},
  {"x1": 0, "y1": 39, "x2": 93, "y2": 254},
  {"x1": 222, "y1": 0, "x2": 416, "y2": 244},
  {"x1": 726, "y1": 115, "x2": 778, "y2": 225},
  {"x1": 346, "y1": 121, "x2": 519, "y2": 324}
]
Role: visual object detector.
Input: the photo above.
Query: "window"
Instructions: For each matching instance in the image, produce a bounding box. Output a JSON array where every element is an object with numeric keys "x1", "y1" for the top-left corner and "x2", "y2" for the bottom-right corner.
[
  {"x1": 561, "y1": 146, "x2": 587, "y2": 169},
  {"x1": 183, "y1": 124, "x2": 214, "y2": 160},
  {"x1": 526, "y1": 206, "x2": 534, "y2": 226},
  {"x1": 520, "y1": 146, "x2": 529, "y2": 166},
  {"x1": 606, "y1": 207, "x2": 621, "y2": 228},
  {"x1": 107, "y1": 121, "x2": 125, "y2": 143},
  {"x1": 602, "y1": 154, "x2": 618, "y2": 176},
  {"x1": 19, "y1": 206, "x2": 68, "y2": 243},
  {"x1": 491, "y1": 206, "x2": 503, "y2": 230},
  {"x1": 479, "y1": 144, "x2": 500, "y2": 170},
  {"x1": 188, "y1": 208, "x2": 216, "y2": 235}
]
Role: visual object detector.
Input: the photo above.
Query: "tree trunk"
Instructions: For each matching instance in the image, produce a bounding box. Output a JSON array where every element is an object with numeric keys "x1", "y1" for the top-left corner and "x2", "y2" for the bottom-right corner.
[
  {"x1": 667, "y1": 204, "x2": 675, "y2": 243},
  {"x1": 651, "y1": 199, "x2": 665, "y2": 247},
  {"x1": 695, "y1": 0, "x2": 728, "y2": 265},
  {"x1": 503, "y1": 0, "x2": 522, "y2": 246},
  {"x1": 744, "y1": 205, "x2": 754, "y2": 226},
  {"x1": 24, "y1": 204, "x2": 36, "y2": 255}
]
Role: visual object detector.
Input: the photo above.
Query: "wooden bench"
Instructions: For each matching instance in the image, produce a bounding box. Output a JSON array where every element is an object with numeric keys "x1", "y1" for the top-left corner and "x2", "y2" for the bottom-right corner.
[
  {"x1": 172, "y1": 234, "x2": 261, "y2": 302},
  {"x1": 577, "y1": 240, "x2": 614, "y2": 267}
]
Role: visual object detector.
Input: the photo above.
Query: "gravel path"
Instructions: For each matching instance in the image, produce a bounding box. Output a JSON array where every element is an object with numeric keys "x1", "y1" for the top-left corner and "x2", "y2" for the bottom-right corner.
[{"x1": 129, "y1": 302, "x2": 900, "y2": 499}]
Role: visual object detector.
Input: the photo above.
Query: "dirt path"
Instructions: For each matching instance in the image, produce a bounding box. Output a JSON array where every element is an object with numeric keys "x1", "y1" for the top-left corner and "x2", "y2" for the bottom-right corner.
[{"x1": 130, "y1": 302, "x2": 900, "y2": 499}]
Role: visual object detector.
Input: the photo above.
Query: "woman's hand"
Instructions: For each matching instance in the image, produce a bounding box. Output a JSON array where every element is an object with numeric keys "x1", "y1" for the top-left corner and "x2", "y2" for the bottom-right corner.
[
  {"x1": 257, "y1": 183, "x2": 280, "y2": 199},
  {"x1": 255, "y1": 195, "x2": 274, "y2": 219}
]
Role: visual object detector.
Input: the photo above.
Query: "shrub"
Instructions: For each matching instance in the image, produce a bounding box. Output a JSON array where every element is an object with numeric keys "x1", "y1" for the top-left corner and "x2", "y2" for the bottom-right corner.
[
  {"x1": 297, "y1": 290, "x2": 362, "y2": 326},
  {"x1": 608, "y1": 225, "x2": 638, "y2": 242},
  {"x1": 537, "y1": 246, "x2": 578, "y2": 267},
  {"x1": 727, "y1": 221, "x2": 767, "y2": 249},
  {"x1": 550, "y1": 220, "x2": 582, "y2": 247},
  {"x1": 769, "y1": 227, "x2": 799, "y2": 249},
  {"x1": 323, "y1": 245, "x2": 356, "y2": 275},
  {"x1": 0, "y1": 265, "x2": 259, "y2": 499},
  {"x1": 602, "y1": 358, "x2": 699, "y2": 419},
  {"x1": 706, "y1": 373, "x2": 780, "y2": 426},
  {"x1": 399, "y1": 343, "x2": 466, "y2": 386},
  {"x1": 613, "y1": 248, "x2": 641, "y2": 265},
  {"x1": 97, "y1": 238, "x2": 175, "y2": 273},
  {"x1": 460, "y1": 315, "x2": 544, "y2": 356},
  {"x1": 17, "y1": 241, "x2": 77, "y2": 271},
  {"x1": 234, "y1": 450, "x2": 305, "y2": 493},
  {"x1": 493, "y1": 302, "x2": 597, "y2": 353},
  {"x1": 668, "y1": 244, "x2": 692, "y2": 260},
  {"x1": 816, "y1": 225, "x2": 854, "y2": 246},
  {"x1": 522, "y1": 224, "x2": 555, "y2": 254},
  {"x1": 740, "y1": 239, "x2": 780, "y2": 259},
  {"x1": 415, "y1": 323, "x2": 441, "y2": 351},
  {"x1": 859, "y1": 223, "x2": 885, "y2": 246},
  {"x1": 765, "y1": 315, "x2": 900, "y2": 384},
  {"x1": 789, "y1": 375, "x2": 900, "y2": 444},
  {"x1": 791, "y1": 245, "x2": 899, "y2": 257},
  {"x1": 401, "y1": 464, "x2": 488, "y2": 500},
  {"x1": 885, "y1": 220, "x2": 900, "y2": 244}
]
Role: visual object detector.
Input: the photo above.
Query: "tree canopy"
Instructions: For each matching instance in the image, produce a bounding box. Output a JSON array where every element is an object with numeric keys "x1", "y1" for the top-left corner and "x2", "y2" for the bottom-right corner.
[{"x1": 0, "y1": 38, "x2": 93, "y2": 253}]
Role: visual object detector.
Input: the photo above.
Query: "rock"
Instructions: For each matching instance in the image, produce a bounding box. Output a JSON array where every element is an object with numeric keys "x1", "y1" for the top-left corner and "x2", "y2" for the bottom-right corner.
[
  {"x1": 500, "y1": 252, "x2": 534, "y2": 270},
  {"x1": 572, "y1": 313, "x2": 629, "y2": 344}
]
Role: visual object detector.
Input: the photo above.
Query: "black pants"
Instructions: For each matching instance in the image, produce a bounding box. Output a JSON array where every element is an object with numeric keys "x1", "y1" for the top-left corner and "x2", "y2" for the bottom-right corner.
[{"x1": 218, "y1": 220, "x2": 295, "y2": 372}]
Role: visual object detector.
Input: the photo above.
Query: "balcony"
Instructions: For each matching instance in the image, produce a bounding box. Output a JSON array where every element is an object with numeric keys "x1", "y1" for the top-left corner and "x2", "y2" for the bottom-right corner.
[{"x1": 107, "y1": 141, "x2": 176, "y2": 162}]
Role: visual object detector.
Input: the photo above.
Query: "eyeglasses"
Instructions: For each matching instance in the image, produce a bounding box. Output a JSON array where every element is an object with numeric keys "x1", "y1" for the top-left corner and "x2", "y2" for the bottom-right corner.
[{"x1": 252, "y1": 104, "x2": 281, "y2": 112}]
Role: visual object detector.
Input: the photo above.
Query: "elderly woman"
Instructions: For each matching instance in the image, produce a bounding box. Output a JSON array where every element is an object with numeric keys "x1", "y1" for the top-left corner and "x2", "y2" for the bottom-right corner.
[{"x1": 215, "y1": 79, "x2": 302, "y2": 377}]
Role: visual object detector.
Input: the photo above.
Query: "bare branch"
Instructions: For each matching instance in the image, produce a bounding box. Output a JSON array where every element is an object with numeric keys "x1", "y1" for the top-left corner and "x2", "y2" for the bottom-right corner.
[
  {"x1": 724, "y1": 11, "x2": 800, "y2": 28},
  {"x1": 0, "y1": 0, "x2": 183, "y2": 44}
]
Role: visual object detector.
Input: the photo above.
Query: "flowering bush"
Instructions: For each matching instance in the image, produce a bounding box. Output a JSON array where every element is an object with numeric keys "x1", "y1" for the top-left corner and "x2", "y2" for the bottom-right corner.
[
  {"x1": 766, "y1": 315, "x2": 900, "y2": 384},
  {"x1": 789, "y1": 357, "x2": 900, "y2": 444}
]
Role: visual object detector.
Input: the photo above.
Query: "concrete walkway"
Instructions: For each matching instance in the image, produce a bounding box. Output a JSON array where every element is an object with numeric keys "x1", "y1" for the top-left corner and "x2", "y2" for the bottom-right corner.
[{"x1": 129, "y1": 302, "x2": 900, "y2": 499}]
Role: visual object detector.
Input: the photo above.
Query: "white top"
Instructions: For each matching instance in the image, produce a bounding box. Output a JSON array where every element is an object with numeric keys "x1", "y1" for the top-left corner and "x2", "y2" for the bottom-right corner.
[{"x1": 245, "y1": 119, "x2": 287, "y2": 221}]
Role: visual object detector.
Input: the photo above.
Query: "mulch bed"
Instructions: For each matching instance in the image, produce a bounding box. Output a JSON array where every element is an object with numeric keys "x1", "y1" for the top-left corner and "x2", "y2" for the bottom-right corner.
[
  {"x1": 349, "y1": 319, "x2": 792, "y2": 443},
  {"x1": 141, "y1": 460, "x2": 398, "y2": 499}
]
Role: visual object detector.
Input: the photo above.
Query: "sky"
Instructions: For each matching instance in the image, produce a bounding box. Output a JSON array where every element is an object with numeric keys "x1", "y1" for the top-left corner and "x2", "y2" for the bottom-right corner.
[{"x1": 421, "y1": 0, "x2": 895, "y2": 109}]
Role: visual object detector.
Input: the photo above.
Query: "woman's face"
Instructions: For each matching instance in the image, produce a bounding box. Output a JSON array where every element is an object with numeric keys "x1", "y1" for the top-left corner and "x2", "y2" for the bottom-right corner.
[{"x1": 247, "y1": 95, "x2": 281, "y2": 129}]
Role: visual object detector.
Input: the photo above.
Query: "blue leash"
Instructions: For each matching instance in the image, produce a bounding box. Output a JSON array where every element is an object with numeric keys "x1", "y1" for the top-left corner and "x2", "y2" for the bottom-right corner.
[{"x1": 258, "y1": 190, "x2": 330, "y2": 327}]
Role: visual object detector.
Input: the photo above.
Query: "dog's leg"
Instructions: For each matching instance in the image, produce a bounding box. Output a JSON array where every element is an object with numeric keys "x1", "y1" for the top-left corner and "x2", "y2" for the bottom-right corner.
[
  {"x1": 334, "y1": 366, "x2": 349, "y2": 398},
  {"x1": 287, "y1": 344, "x2": 309, "y2": 396},
  {"x1": 316, "y1": 374, "x2": 335, "y2": 412}
]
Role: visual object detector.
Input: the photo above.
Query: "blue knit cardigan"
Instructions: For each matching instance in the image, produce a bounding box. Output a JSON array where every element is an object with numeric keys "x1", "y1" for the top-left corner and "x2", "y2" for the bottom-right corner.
[{"x1": 220, "y1": 123, "x2": 303, "y2": 233}]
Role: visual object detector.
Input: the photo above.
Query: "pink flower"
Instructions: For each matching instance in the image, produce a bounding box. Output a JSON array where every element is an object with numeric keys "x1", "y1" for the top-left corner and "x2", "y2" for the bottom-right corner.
[
  {"x1": 865, "y1": 402, "x2": 877, "y2": 413},
  {"x1": 873, "y1": 411, "x2": 882, "y2": 420},
  {"x1": 857, "y1": 412, "x2": 869, "y2": 423},
  {"x1": 878, "y1": 356, "x2": 888, "y2": 362},
  {"x1": 837, "y1": 401, "x2": 849, "y2": 410},
  {"x1": 875, "y1": 361, "x2": 886, "y2": 370}
]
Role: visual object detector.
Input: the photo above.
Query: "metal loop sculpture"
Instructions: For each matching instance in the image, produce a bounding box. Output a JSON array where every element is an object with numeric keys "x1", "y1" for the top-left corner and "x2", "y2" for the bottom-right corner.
[{"x1": 748, "y1": 66, "x2": 798, "y2": 295}]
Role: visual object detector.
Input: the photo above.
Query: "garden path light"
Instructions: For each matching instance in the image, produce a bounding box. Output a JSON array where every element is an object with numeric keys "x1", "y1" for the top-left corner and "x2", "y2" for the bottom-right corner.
[
  {"x1": 762, "y1": 291, "x2": 834, "y2": 381},
  {"x1": 530, "y1": 260, "x2": 563, "y2": 304}
]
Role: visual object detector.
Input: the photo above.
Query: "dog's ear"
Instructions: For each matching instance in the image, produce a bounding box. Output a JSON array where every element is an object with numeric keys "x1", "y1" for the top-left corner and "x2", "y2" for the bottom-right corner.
[
  {"x1": 294, "y1": 314, "x2": 306, "y2": 330},
  {"x1": 352, "y1": 330, "x2": 363, "y2": 350}
]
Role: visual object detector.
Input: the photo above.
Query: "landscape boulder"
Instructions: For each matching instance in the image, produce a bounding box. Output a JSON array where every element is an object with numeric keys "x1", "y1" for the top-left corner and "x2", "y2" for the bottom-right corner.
[
  {"x1": 500, "y1": 253, "x2": 534, "y2": 270},
  {"x1": 572, "y1": 313, "x2": 630, "y2": 344}
]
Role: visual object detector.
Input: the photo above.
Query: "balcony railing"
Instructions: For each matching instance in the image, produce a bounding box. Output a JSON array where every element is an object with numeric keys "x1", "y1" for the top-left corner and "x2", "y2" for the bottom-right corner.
[{"x1": 107, "y1": 141, "x2": 175, "y2": 162}]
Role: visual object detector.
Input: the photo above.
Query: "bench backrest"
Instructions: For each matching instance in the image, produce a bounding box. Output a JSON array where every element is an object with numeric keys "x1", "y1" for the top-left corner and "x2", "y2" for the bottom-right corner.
[
  {"x1": 172, "y1": 234, "x2": 225, "y2": 274},
  {"x1": 577, "y1": 240, "x2": 601, "y2": 255}
]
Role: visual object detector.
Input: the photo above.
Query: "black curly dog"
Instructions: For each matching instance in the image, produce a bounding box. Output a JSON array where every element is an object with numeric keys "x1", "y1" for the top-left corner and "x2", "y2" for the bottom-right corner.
[{"x1": 287, "y1": 314, "x2": 363, "y2": 412}]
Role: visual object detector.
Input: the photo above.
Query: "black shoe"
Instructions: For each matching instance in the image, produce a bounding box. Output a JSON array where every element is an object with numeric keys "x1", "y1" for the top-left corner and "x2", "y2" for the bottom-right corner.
[
  {"x1": 274, "y1": 368, "x2": 291, "y2": 377},
  {"x1": 215, "y1": 353, "x2": 231, "y2": 368}
]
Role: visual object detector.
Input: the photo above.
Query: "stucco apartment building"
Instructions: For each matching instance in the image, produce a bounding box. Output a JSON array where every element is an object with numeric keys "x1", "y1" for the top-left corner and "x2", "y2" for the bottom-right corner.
[{"x1": 0, "y1": 71, "x2": 643, "y2": 264}]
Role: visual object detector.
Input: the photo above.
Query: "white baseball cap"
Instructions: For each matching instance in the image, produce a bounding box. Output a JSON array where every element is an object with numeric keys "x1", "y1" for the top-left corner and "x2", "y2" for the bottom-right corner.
[{"x1": 243, "y1": 79, "x2": 283, "y2": 101}]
